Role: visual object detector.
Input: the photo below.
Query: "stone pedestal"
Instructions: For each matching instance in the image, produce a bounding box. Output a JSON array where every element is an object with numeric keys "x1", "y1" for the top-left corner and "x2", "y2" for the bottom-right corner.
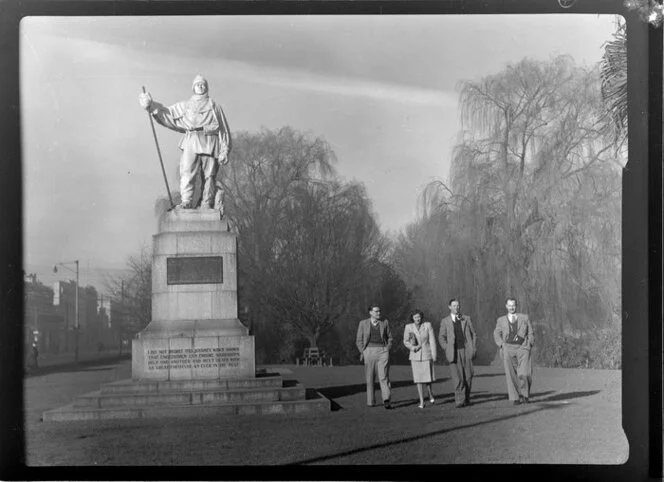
[
  {"x1": 42, "y1": 208, "x2": 331, "y2": 422},
  {"x1": 132, "y1": 208, "x2": 255, "y2": 381}
]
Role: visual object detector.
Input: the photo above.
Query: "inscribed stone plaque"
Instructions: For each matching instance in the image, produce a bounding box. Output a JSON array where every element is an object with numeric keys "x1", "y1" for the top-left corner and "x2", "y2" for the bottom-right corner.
[
  {"x1": 167, "y1": 256, "x2": 223, "y2": 285},
  {"x1": 146, "y1": 346, "x2": 241, "y2": 371}
]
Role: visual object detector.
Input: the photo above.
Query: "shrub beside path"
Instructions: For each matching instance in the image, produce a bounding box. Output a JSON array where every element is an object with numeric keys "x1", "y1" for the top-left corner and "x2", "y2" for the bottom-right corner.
[{"x1": 24, "y1": 359, "x2": 627, "y2": 465}]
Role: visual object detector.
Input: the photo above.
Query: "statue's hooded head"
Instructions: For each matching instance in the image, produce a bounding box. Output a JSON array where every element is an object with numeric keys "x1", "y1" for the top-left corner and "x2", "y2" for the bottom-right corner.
[{"x1": 192, "y1": 74, "x2": 209, "y2": 96}]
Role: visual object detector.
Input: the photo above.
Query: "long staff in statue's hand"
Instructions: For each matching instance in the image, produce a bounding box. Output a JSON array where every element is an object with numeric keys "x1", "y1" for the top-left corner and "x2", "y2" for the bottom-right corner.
[{"x1": 142, "y1": 86, "x2": 175, "y2": 211}]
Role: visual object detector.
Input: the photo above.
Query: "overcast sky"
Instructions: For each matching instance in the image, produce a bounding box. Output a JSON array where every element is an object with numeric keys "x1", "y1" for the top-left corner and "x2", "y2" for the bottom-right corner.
[{"x1": 21, "y1": 14, "x2": 617, "y2": 290}]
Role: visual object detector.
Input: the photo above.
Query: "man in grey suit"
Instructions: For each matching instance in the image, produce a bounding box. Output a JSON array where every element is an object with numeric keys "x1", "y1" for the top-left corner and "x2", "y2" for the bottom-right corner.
[
  {"x1": 439, "y1": 299, "x2": 477, "y2": 407},
  {"x1": 493, "y1": 297, "x2": 535, "y2": 405},
  {"x1": 356, "y1": 305, "x2": 393, "y2": 409}
]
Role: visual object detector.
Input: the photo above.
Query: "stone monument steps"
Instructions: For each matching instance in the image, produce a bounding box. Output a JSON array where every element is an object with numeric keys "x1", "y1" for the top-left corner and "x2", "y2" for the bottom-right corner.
[
  {"x1": 73, "y1": 384, "x2": 306, "y2": 409},
  {"x1": 100, "y1": 374, "x2": 283, "y2": 395},
  {"x1": 42, "y1": 390, "x2": 331, "y2": 421}
]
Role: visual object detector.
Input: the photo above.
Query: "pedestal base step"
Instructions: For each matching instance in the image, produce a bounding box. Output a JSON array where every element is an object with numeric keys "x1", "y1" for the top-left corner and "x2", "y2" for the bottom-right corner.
[
  {"x1": 74, "y1": 384, "x2": 306, "y2": 408},
  {"x1": 101, "y1": 372, "x2": 283, "y2": 394},
  {"x1": 42, "y1": 372, "x2": 331, "y2": 422},
  {"x1": 43, "y1": 393, "x2": 330, "y2": 421}
]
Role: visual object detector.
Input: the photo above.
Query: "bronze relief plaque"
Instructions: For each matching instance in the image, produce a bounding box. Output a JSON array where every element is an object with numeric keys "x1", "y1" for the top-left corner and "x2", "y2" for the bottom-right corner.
[{"x1": 166, "y1": 256, "x2": 223, "y2": 285}]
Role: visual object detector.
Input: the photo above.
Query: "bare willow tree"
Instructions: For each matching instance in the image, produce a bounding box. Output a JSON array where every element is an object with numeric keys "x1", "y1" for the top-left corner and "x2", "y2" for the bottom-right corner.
[
  {"x1": 103, "y1": 245, "x2": 153, "y2": 345},
  {"x1": 263, "y1": 180, "x2": 386, "y2": 349},
  {"x1": 218, "y1": 127, "x2": 338, "y2": 361},
  {"x1": 394, "y1": 55, "x2": 624, "y2": 364}
]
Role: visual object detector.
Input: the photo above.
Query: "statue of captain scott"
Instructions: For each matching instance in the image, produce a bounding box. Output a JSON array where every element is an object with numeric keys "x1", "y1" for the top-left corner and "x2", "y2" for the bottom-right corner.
[{"x1": 138, "y1": 74, "x2": 232, "y2": 212}]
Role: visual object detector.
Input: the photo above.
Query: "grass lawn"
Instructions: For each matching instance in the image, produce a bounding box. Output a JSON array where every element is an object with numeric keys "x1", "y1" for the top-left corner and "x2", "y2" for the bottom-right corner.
[{"x1": 24, "y1": 359, "x2": 627, "y2": 466}]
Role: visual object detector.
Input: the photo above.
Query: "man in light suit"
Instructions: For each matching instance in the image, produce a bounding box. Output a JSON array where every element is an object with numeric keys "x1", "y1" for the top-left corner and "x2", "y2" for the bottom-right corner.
[
  {"x1": 493, "y1": 297, "x2": 535, "y2": 405},
  {"x1": 356, "y1": 304, "x2": 393, "y2": 409},
  {"x1": 439, "y1": 299, "x2": 477, "y2": 407}
]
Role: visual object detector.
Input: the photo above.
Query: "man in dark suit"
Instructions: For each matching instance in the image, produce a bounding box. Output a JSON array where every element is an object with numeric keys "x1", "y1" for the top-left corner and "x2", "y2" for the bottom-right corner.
[
  {"x1": 356, "y1": 304, "x2": 393, "y2": 409},
  {"x1": 439, "y1": 299, "x2": 477, "y2": 407},
  {"x1": 493, "y1": 297, "x2": 535, "y2": 405}
]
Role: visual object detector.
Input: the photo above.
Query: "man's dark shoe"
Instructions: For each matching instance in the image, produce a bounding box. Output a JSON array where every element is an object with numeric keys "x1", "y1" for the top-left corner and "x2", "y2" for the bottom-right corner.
[
  {"x1": 522, "y1": 397, "x2": 529, "y2": 404},
  {"x1": 512, "y1": 400, "x2": 521, "y2": 406},
  {"x1": 383, "y1": 401, "x2": 392, "y2": 410}
]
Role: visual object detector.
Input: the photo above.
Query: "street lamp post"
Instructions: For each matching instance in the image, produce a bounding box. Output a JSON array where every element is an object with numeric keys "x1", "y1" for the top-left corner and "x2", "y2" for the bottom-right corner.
[{"x1": 53, "y1": 260, "x2": 79, "y2": 362}]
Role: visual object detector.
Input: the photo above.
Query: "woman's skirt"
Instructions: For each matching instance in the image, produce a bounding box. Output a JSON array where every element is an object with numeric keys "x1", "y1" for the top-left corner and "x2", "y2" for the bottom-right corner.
[{"x1": 411, "y1": 360, "x2": 436, "y2": 383}]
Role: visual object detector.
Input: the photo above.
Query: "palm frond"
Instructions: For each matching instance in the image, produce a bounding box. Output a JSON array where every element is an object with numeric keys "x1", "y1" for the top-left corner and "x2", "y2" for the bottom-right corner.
[{"x1": 599, "y1": 22, "x2": 628, "y2": 142}]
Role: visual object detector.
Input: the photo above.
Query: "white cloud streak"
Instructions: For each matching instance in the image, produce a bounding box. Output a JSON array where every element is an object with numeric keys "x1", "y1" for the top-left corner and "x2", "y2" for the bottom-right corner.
[{"x1": 26, "y1": 31, "x2": 456, "y2": 110}]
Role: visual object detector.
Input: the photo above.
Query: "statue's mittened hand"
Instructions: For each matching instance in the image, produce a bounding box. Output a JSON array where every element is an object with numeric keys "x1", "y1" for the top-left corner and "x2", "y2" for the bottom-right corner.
[
  {"x1": 219, "y1": 143, "x2": 229, "y2": 160},
  {"x1": 139, "y1": 92, "x2": 153, "y2": 110}
]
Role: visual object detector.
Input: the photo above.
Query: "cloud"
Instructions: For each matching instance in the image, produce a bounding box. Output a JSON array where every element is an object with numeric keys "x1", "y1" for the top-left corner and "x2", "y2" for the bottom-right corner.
[
  {"x1": 221, "y1": 60, "x2": 457, "y2": 108},
  {"x1": 23, "y1": 29, "x2": 455, "y2": 110}
]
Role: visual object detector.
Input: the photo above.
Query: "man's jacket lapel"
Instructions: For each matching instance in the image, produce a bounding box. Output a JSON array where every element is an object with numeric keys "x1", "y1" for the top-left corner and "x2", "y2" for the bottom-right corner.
[{"x1": 363, "y1": 319, "x2": 370, "y2": 346}]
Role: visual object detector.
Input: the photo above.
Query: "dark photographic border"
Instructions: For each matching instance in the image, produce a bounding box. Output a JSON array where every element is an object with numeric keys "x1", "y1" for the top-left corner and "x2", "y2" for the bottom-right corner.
[{"x1": 1, "y1": 0, "x2": 661, "y2": 480}]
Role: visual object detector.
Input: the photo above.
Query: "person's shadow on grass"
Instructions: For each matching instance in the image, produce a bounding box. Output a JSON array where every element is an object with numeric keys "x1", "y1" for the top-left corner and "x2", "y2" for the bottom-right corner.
[
  {"x1": 537, "y1": 390, "x2": 601, "y2": 402},
  {"x1": 473, "y1": 372, "x2": 507, "y2": 378},
  {"x1": 390, "y1": 392, "x2": 457, "y2": 409},
  {"x1": 325, "y1": 387, "x2": 601, "y2": 411},
  {"x1": 465, "y1": 389, "x2": 600, "y2": 406},
  {"x1": 318, "y1": 377, "x2": 451, "y2": 401}
]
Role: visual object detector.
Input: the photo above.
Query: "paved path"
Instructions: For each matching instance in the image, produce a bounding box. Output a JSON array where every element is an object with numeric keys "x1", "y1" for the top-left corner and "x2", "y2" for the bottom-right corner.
[
  {"x1": 25, "y1": 350, "x2": 130, "y2": 375},
  {"x1": 23, "y1": 360, "x2": 627, "y2": 466}
]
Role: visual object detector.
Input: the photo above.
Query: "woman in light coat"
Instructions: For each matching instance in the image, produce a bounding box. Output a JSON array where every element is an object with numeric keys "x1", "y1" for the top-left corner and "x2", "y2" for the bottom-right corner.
[{"x1": 403, "y1": 309, "x2": 437, "y2": 408}]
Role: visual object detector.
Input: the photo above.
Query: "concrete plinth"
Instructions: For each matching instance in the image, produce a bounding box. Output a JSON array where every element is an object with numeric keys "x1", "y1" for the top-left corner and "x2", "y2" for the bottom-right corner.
[{"x1": 132, "y1": 208, "x2": 254, "y2": 381}]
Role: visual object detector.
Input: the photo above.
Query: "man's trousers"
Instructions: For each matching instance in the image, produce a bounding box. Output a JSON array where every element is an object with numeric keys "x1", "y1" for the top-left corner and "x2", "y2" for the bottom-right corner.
[
  {"x1": 363, "y1": 346, "x2": 391, "y2": 406},
  {"x1": 180, "y1": 149, "x2": 218, "y2": 207},
  {"x1": 449, "y1": 347, "x2": 474, "y2": 406},
  {"x1": 501, "y1": 343, "x2": 532, "y2": 401}
]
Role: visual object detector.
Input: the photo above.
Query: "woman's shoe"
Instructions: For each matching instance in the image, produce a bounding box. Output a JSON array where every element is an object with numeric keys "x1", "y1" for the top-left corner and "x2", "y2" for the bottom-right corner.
[
  {"x1": 429, "y1": 398, "x2": 435, "y2": 405},
  {"x1": 418, "y1": 403, "x2": 425, "y2": 409}
]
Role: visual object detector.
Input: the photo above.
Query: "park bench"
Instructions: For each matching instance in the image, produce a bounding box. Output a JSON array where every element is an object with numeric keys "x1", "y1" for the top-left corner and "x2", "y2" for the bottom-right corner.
[{"x1": 296, "y1": 347, "x2": 333, "y2": 367}]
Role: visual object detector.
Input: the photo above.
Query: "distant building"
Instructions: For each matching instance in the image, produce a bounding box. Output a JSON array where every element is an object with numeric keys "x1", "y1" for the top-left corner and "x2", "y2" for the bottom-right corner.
[
  {"x1": 24, "y1": 273, "x2": 64, "y2": 354},
  {"x1": 97, "y1": 295, "x2": 131, "y2": 352},
  {"x1": 24, "y1": 273, "x2": 127, "y2": 358}
]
